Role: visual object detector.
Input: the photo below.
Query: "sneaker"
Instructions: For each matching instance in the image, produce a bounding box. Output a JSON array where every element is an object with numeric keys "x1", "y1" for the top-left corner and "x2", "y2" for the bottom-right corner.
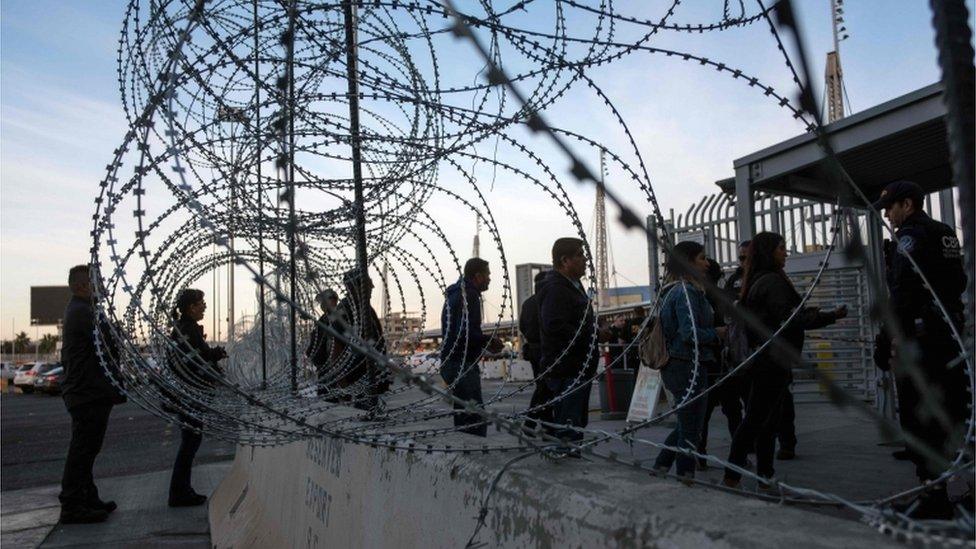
[
  {"x1": 776, "y1": 448, "x2": 795, "y2": 460},
  {"x1": 168, "y1": 493, "x2": 207, "y2": 507},
  {"x1": 891, "y1": 449, "x2": 912, "y2": 461},
  {"x1": 60, "y1": 506, "x2": 109, "y2": 524},
  {"x1": 908, "y1": 489, "x2": 954, "y2": 520},
  {"x1": 88, "y1": 499, "x2": 117, "y2": 513},
  {"x1": 696, "y1": 457, "x2": 708, "y2": 471},
  {"x1": 721, "y1": 477, "x2": 741, "y2": 490}
]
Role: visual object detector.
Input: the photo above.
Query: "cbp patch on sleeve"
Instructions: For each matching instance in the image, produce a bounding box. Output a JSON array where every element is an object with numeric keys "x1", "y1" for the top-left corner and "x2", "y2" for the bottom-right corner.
[{"x1": 896, "y1": 235, "x2": 917, "y2": 254}]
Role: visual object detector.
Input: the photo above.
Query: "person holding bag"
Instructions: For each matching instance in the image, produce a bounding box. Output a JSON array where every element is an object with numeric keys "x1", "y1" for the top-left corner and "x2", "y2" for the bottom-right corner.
[{"x1": 652, "y1": 241, "x2": 725, "y2": 480}]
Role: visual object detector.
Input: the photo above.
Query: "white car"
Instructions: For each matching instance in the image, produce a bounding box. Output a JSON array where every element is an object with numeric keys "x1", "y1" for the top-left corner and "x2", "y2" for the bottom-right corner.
[
  {"x1": 14, "y1": 363, "x2": 58, "y2": 393},
  {"x1": 408, "y1": 351, "x2": 440, "y2": 373}
]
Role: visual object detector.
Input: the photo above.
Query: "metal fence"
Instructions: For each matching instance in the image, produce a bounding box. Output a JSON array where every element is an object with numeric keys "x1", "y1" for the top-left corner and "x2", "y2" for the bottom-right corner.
[{"x1": 653, "y1": 188, "x2": 958, "y2": 404}]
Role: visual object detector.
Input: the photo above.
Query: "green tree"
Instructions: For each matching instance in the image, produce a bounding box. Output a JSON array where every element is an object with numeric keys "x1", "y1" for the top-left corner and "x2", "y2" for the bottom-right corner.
[
  {"x1": 13, "y1": 332, "x2": 31, "y2": 353},
  {"x1": 39, "y1": 334, "x2": 60, "y2": 354}
]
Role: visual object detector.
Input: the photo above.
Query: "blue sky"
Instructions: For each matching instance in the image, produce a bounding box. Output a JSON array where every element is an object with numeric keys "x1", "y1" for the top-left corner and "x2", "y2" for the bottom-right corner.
[{"x1": 1, "y1": 1, "x2": 972, "y2": 340}]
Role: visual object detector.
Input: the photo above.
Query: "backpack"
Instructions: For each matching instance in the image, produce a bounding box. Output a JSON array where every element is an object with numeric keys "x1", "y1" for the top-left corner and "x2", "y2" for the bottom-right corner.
[
  {"x1": 639, "y1": 282, "x2": 678, "y2": 370},
  {"x1": 639, "y1": 317, "x2": 669, "y2": 370},
  {"x1": 725, "y1": 319, "x2": 750, "y2": 367}
]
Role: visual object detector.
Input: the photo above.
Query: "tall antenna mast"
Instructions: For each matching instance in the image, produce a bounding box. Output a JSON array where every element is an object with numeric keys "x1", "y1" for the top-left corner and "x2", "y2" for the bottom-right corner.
[
  {"x1": 594, "y1": 150, "x2": 610, "y2": 309},
  {"x1": 472, "y1": 216, "x2": 481, "y2": 257},
  {"x1": 825, "y1": 0, "x2": 849, "y2": 123}
]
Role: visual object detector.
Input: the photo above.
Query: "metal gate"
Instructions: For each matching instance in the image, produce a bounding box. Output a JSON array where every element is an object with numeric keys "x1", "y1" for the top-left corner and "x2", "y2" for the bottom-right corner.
[{"x1": 650, "y1": 187, "x2": 958, "y2": 404}]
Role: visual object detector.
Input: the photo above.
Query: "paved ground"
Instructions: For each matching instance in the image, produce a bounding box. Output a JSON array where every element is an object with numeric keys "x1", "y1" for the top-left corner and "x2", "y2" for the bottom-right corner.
[
  {"x1": 2, "y1": 462, "x2": 229, "y2": 548},
  {"x1": 1, "y1": 390, "x2": 235, "y2": 492},
  {"x1": 385, "y1": 378, "x2": 919, "y2": 518}
]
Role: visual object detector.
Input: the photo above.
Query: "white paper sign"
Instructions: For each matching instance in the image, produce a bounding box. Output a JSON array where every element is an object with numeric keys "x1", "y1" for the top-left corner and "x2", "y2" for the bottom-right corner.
[{"x1": 626, "y1": 366, "x2": 664, "y2": 423}]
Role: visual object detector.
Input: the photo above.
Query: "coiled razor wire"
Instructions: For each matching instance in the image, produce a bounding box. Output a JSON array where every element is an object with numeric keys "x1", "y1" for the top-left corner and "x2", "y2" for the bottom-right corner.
[{"x1": 86, "y1": 0, "x2": 974, "y2": 543}]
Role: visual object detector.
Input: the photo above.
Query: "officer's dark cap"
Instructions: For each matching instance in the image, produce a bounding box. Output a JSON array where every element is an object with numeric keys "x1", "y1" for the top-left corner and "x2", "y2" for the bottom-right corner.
[{"x1": 873, "y1": 180, "x2": 924, "y2": 210}]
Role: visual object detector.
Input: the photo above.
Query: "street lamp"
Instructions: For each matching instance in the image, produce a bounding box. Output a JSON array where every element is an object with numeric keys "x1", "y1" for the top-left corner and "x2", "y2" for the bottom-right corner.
[{"x1": 217, "y1": 105, "x2": 247, "y2": 355}]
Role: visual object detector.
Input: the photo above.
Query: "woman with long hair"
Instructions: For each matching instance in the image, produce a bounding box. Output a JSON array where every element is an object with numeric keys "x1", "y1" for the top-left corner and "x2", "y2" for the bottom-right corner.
[
  {"x1": 722, "y1": 232, "x2": 846, "y2": 489},
  {"x1": 167, "y1": 288, "x2": 227, "y2": 507},
  {"x1": 653, "y1": 241, "x2": 726, "y2": 480}
]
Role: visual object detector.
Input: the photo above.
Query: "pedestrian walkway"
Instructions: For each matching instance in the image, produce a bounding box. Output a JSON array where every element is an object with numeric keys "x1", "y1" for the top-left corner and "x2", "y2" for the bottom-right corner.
[{"x1": 1, "y1": 461, "x2": 230, "y2": 548}]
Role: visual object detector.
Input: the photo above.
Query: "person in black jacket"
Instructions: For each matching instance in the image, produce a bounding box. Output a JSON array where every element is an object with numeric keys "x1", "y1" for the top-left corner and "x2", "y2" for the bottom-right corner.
[
  {"x1": 538, "y1": 238, "x2": 599, "y2": 444},
  {"x1": 328, "y1": 269, "x2": 388, "y2": 412},
  {"x1": 519, "y1": 270, "x2": 552, "y2": 432},
  {"x1": 723, "y1": 233, "x2": 846, "y2": 489},
  {"x1": 696, "y1": 258, "x2": 744, "y2": 469},
  {"x1": 440, "y1": 258, "x2": 504, "y2": 436},
  {"x1": 59, "y1": 264, "x2": 126, "y2": 524},
  {"x1": 875, "y1": 180, "x2": 969, "y2": 519},
  {"x1": 305, "y1": 289, "x2": 338, "y2": 396},
  {"x1": 168, "y1": 288, "x2": 226, "y2": 507}
]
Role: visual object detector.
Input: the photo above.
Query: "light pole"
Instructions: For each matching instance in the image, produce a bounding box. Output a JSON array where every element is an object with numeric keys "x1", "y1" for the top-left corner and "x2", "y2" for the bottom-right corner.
[
  {"x1": 31, "y1": 319, "x2": 39, "y2": 363},
  {"x1": 218, "y1": 105, "x2": 247, "y2": 356}
]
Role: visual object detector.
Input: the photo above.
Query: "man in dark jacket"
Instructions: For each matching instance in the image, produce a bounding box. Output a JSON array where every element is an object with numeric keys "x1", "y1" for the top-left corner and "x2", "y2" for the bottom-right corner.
[
  {"x1": 305, "y1": 289, "x2": 338, "y2": 396},
  {"x1": 59, "y1": 264, "x2": 126, "y2": 523},
  {"x1": 876, "y1": 180, "x2": 969, "y2": 519},
  {"x1": 329, "y1": 270, "x2": 387, "y2": 412},
  {"x1": 538, "y1": 238, "x2": 599, "y2": 444},
  {"x1": 519, "y1": 270, "x2": 552, "y2": 432},
  {"x1": 440, "y1": 258, "x2": 503, "y2": 436}
]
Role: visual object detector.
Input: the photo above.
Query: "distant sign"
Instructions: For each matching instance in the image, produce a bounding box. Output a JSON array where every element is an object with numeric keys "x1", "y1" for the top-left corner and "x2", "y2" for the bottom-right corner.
[{"x1": 30, "y1": 286, "x2": 72, "y2": 325}]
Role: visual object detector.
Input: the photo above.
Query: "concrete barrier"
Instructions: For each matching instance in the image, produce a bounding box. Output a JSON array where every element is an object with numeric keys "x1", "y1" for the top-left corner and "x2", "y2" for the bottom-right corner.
[{"x1": 209, "y1": 411, "x2": 895, "y2": 548}]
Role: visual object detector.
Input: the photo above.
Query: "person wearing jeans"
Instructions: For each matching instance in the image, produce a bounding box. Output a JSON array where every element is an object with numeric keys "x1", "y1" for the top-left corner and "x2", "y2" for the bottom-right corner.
[
  {"x1": 652, "y1": 241, "x2": 723, "y2": 479},
  {"x1": 440, "y1": 258, "x2": 504, "y2": 437}
]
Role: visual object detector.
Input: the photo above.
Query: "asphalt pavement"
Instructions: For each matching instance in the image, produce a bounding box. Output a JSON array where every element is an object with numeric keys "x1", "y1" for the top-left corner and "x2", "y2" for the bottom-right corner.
[{"x1": 1, "y1": 390, "x2": 235, "y2": 492}]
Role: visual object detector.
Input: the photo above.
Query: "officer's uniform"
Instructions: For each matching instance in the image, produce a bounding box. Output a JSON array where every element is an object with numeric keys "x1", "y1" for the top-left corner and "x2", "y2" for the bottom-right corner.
[{"x1": 886, "y1": 208, "x2": 968, "y2": 481}]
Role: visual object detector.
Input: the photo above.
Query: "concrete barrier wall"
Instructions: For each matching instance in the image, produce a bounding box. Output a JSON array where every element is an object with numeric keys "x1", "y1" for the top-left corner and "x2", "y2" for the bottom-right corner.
[{"x1": 209, "y1": 413, "x2": 894, "y2": 548}]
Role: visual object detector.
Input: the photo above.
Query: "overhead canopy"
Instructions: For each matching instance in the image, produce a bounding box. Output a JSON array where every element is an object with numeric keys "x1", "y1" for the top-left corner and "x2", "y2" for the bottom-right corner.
[{"x1": 729, "y1": 83, "x2": 950, "y2": 207}]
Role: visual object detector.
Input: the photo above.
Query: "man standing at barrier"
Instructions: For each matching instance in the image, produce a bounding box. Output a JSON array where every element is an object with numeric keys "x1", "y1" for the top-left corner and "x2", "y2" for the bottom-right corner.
[
  {"x1": 440, "y1": 258, "x2": 504, "y2": 436},
  {"x1": 519, "y1": 270, "x2": 553, "y2": 433},
  {"x1": 330, "y1": 270, "x2": 388, "y2": 413},
  {"x1": 876, "y1": 180, "x2": 969, "y2": 519},
  {"x1": 59, "y1": 264, "x2": 126, "y2": 523},
  {"x1": 538, "y1": 238, "x2": 599, "y2": 447},
  {"x1": 306, "y1": 289, "x2": 339, "y2": 396}
]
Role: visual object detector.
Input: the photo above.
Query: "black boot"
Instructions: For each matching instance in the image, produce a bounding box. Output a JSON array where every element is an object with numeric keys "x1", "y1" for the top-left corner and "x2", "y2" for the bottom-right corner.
[
  {"x1": 60, "y1": 506, "x2": 109, "y2": 524},
  {"x1": 168, "y1": 492, "x2": 207, "y2": 507}
]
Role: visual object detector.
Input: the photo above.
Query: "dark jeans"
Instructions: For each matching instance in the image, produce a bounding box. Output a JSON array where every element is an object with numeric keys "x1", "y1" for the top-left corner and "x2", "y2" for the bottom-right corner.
[
  {"x1": 544, "y1": 377, "x2": 592, "y2": 443},
  {"x1": 725, "y1": 365, "x2": 791, "y2": 482},
  {"x1": 170, "y1": 414, "x2": 204, "y2": 497},
  {"x1": 776, "y1": 387, "x2": 797, "y2": 451},
  {"x1": 654, "y1": 359, "x2": 708, "y2": 477},
  {"x1": 698, "y1": 373, "x2": 746, "y2": 455},
  {"x1": 897, "y1": 330, "x2": 971, "y2": 481},
  {"x1": 441, "y1": 360, "x2": 487, "y2": 437},
  {"x1": 524, "y1": 359, "x2": 555, "y2": 430},
  {"x1": 60, "y1": 400, "x2": 113, "y2": 510}
]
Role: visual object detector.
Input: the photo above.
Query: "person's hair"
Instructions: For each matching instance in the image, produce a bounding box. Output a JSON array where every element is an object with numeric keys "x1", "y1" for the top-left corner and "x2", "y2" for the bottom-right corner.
[
  {"x1": 706, "y1": 258, "x2": 724, "y2": 285},
  {"x1": 533, "y1": 270, "x2": 547, "y2": 284},
  {"x1": 740, "y1": 232, "x2": 786, "y2": 301},
  {"x1": 551, "y1": 237, "x2": 584, "y2": 268},
  {"x1": 316, "y1": 289, "x2": 338, "y2": 308},
  {"x1": 173, "y1": 288, "x2": 205, "y2": 321},
  {"x1": 68, "y1": 264, "x2": 90, "y2": 290},
  {"x1": 664, "y1": 241, "x2": 705, "y2": 282},
  {"x1": 463, "y1": 257, "x2": 490, "y2": 279}
]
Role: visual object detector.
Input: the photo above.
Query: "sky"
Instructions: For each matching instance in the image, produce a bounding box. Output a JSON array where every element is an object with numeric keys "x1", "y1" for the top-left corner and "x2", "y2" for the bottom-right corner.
[{"x1": 1, "y1": 0, "x2": 973, "y2": 342}]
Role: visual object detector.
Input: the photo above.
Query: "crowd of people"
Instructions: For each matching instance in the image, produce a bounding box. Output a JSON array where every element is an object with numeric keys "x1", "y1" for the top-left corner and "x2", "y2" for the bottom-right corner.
[{"x1": 54, "y1": 180, "x2": 969, "y2": 523}]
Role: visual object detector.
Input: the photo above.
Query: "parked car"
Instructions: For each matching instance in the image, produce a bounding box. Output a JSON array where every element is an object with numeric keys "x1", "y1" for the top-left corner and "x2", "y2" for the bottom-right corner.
[
  {"x1": 14, "y1": 363, "x2": 59, "y2": 394},
  {"x1": 35, "y1": 365, "x2": 65, "y2": 395},
  {"x1": 408, "y1": 351, "x2": 440, "y2": 373}
]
